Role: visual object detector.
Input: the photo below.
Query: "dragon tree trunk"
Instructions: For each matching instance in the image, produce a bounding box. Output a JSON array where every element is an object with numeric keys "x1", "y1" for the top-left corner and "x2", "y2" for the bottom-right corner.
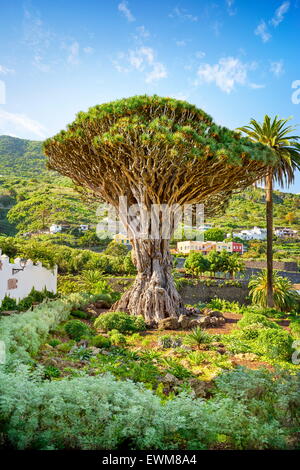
[{"x1": 113, "y1": 238, "x2": 184, "y2": 325}]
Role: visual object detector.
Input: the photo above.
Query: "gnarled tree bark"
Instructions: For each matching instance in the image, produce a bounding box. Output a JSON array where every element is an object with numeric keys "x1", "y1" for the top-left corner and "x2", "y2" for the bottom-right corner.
[{"x1": 114, "y1": 238, "x2": 184, "y2": 324}]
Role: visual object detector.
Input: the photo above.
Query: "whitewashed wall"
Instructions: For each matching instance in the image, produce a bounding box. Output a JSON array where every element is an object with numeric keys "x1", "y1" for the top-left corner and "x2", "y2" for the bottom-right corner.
[{"x1": 0, "y1": 249, "x2": 57, "y2": 306}]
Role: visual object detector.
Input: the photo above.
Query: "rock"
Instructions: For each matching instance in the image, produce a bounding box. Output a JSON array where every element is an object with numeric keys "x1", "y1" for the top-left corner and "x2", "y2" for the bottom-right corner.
[
  {"x1": 89, "y1": 346, "x2": 101, "y2": 356},
  {"x1": 157, "y1": 317, "x2": 179, "y2": 330},
  {"x1": 178, "y1": 314, "x2": 192, "y2": 329},
  {"x1": 78, "y1": 339, "x2": 89, "y2": 348},
  {"x1": 208, "y1": 310, "x2": 224, "y2": 318},
  {"x1": 211, "y1": 342, "x2": 225, "y2": 348},
  {"x1": 217, "y1": 348, "x2": 226, "y2": 355},
  {"x1": 188, "y1": 378, "x2": 214, "y2": 398},
  {"x1": 197, "y1": 316, "x2": 211, "y2": 328},
  {"x1": 158, "y1": 373, "x2": 181, "y2": 388},
  {"x1": 201, "y1": 307, "x2": 212, "y2": 316},
  {"x1": 209, "y1": 317, "x2": 219, "y2": 327},
  {"x1": 94, "y1": 301, "x2": 110, "y2": 309},
  {"x1": 185, "y1": 306, "x2": 201, "y2": 316}
]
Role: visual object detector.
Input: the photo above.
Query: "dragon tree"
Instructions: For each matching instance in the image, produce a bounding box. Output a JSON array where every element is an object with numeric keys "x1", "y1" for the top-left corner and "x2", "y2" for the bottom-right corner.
[{"x1": 44, "y1": 95, "x2": 275, "y2": 324}]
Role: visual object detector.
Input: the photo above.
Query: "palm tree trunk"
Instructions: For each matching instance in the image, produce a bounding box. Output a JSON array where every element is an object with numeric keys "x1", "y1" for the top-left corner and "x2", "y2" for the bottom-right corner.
[{"x1": 266, "y1": 172, "x2": 274, "y2": 307}]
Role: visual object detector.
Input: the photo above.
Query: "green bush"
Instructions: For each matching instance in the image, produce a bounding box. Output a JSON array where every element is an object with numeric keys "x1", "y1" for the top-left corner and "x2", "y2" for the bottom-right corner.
[
  {"x1": 110, "y1": 332, "x2": 127, "y2": 346},
  {"x1": 44, "y1": 365, "x2": 61, "y2": 379},
  {"x1": 94, "y1": 311, "x2": 145, "y2": 333},
  {"x1": 237, "y1": 313, "x2": 279, "y2": 330},
  {"x1": 254, "y1": 328, "x2": 294, "y2": 361},
  {"x1": 64, "y1": 320, "x2": 92, "y2": 341},
  {"x1": 57, "y1": 340, "x2": 76, "y2": 353},
  {"x1": 0, "y1": 295, "x2": 17, "y2": 311},
  {"x1": 90, "y1": 335, "x2": 111, "y2": 348},
  {"x1": 71, "y1": 310, "x2": 89, "y2": 319},
  {"x1": 48, "y1": 339, "x2": 61, "y2": 348}
]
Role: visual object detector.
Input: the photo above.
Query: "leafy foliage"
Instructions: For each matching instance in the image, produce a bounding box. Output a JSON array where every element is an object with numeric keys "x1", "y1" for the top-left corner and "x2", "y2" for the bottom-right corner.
[
  {"x1": 94, "y1": 311, "x2": 146, "y2": 333},
  {"x1": 249, "y1": 270, "x2": 300, "y2": 311},
  {"x1": 64, "y1": 320, "x2": 92, "y2": 341}
]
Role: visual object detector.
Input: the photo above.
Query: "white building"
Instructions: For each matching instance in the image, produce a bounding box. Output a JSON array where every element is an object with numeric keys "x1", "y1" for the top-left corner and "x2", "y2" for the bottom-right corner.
[
  {"x1": 49, "y1": 224, "x2": 62, "y2": 234},
  {"x1": 197, "y1": 223, "x2": 213, "y2": 231},
  {"x1": 0, "y1": 249, "x2": 57, "y2": 306},
  {"x1": 231, "y1": 226, "x2": 267, "y2": 241},
  {"x1": 274, "y1": 227, "x2": 298, "y2": 238}
]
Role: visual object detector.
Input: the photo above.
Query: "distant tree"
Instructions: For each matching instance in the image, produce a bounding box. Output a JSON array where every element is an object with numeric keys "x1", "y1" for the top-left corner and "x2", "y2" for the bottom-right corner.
[
  {"x1": 104, "y1": 241, "x2": 129, "y2": 257},
  {"x1": 184, "y1": 252, "x2": 210, "y2": 277},
  {"x1": 204, "y1": 228, "x2": 225, "y2": 242},
  {"x1": 285, "y1": 212, "x2": 296, "y2": 225}
]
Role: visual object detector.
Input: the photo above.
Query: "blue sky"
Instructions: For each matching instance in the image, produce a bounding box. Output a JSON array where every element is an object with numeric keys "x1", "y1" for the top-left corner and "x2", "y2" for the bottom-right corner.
[{"x1": 0, "y1": 0, "x2": 300, "y2": 191}]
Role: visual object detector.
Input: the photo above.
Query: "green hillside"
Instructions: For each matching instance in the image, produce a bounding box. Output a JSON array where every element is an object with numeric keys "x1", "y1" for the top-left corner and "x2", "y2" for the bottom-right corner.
[
  {"x1": 0, "y1": 135, "x2": 300, "y2": 238},
  {"x1": 0, "y1": 135, "x2": 45, "y2": 177}
]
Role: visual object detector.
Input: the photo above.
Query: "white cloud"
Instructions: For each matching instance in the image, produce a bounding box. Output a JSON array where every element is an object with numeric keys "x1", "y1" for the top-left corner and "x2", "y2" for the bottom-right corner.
[
  {"x1": 255, "y1": 20, "x2": 272, "y2": 42},
  {"x1": 195, "y1": 51, "x2": 206, "y2": 59},
  {"x1": 83, "y1": 46, "x2": 94, "y2": 55},
  {"x1": 175, "y1": 40, "x2": 187, "y2": 47},
  {"x1": 169, "y1": 7, "x2": 198, "y2": 22},
  {"x1": 255, "y1": 2, "x2": 290, "y2": 43},
  {"x1": 135, "y1": 26, "x2": 150, "y2": 39},
  {"x1": 0, "y1": 65, "x2": 14, "y2": 75},
  {"x1": 145, "y1": 62, "x2": 167, "y2": 83},
  {"x1": 33, "y1": 55, "x2": 51, "y2": 72},
  {"x1": 226, "y1": 0, "x2": 237, "y2": 16},
  {"x1": 270, "y1": 1, "x2": 290, "y2": 27},
  {"x1": 197, "y1": 57, "x2": 257, "y2": 93},
  {"x1": 211, "y1": 20, "x2": 222, "y2": 37},
  {"x1": 118, "y1": 1, "x2": 135, "y2": 22},
  {"x1": 66, "y1": 41, "x2": 80, "y2": 65},
  {"x1": 249, "y1": 83, "x2": 266, "y2": 89},
  {"x1": 270, "y1": 60, "x2": 285, "y2": 77},
  {"x1": 114, "y1": 47, "x2": 167, "y2": 83},
  {"x1": 0, "y1": 110, "x2": 47, "y2": 139}
]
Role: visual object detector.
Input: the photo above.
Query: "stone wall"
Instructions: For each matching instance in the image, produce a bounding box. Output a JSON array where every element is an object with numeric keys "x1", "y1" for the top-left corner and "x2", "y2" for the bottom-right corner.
[
  {"x1": 244, "y1": 260, "x2": 298, "y2": 272},
  {"x1": 179, "y1": 281, "x2": 250, "y2": 305},
  {"x1": 107, "y1": 277, "x2": 250, "y2": 305}
]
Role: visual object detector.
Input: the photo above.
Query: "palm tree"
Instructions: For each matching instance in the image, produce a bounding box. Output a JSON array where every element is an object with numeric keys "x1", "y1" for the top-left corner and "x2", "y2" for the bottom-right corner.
[{"x1": 238, "y1": 116, "x2": 300, "y2": 307}]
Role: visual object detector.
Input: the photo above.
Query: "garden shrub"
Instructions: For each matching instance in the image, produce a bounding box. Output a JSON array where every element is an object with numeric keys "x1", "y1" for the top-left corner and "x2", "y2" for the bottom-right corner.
[
  {"x1": 57, "y1": 340, "x2": 76, "y2": 353},
  {"x1": 237, "y1": 313, "x2": 279, "y2": 330},
  {"x1": 71, "y1": 310, "x2": 90, "y2": 319},
  {"x1": 64, "y1": 320, "x2": 92, "y2": 341},
  {"x1": 47, "y1": 339, "x2": 61, "y2": 348},
  {"x1": 0, "y1": 295, "x2": 17, "y2": 311},
  {"x1": 110, "y1": 332, "x2": 127, "y2": 346},
  {"x1": 94, "y1": 311, "x2": 145, "y2": 333},
  {"x1": 253, "y1": 328, "x2": 294, "y2": 361},
  {"x1": 158, "y1": 335, "x2": 182, "y2": 349},
  {"x1": 90, "y1": 335, "x2": 111, "y2": 349}
]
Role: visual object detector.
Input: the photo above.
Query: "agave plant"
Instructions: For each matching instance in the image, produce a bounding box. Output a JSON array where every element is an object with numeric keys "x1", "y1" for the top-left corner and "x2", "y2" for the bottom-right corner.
[
  {"x1": 184, "y1": 327, "x2": 212, "y2": 350},
  {"x1": 249, "y1": 270, "x2": 299, "y2": 312}
]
